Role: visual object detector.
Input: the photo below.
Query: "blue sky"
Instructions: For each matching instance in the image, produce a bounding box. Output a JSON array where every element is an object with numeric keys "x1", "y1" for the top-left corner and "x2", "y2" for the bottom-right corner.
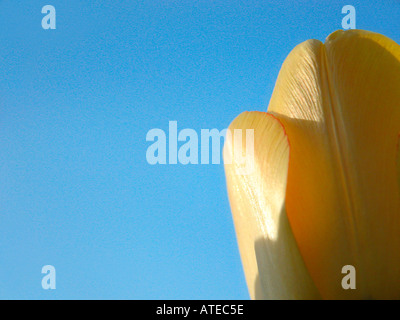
[{"x1": 0, "y1": 0, "x2": 399, "y2": 299}]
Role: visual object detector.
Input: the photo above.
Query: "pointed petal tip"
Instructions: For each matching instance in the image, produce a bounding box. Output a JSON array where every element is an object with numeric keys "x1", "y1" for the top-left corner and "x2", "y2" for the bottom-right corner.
[
  {"x1": 325, "y1": 29, "x2": 379, "y2": 42},
  {"x1": 325, "y1": 29, "x2": 400, "y2": 58}
]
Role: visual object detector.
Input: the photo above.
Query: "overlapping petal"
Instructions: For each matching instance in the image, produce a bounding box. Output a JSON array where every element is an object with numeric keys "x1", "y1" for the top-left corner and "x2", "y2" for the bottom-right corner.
[{"x1": 223, "y1": 112, "x2": 320, "y2": 299}]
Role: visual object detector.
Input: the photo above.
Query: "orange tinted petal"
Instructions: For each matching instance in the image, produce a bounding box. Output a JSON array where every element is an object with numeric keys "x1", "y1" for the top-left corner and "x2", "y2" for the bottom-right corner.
[{"x1": 268, "y1": 30, "x2": 400, "y2": 299}]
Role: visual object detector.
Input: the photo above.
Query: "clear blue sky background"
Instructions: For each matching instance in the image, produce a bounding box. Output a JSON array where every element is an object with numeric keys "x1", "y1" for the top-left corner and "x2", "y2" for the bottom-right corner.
[{"x1": 0, "y1": 0, "x2": 399, "y2": 299}]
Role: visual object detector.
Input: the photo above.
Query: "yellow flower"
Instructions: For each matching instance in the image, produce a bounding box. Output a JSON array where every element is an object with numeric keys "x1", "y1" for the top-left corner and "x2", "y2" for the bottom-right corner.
[{"x1": 223, "y1": 30, "x2": 400, "y2": 300}]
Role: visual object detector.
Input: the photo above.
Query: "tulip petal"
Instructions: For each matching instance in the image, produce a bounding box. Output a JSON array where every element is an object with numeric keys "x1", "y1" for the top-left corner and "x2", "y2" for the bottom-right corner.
[
  {"x1": 268, "y1": 30, "x2": 400, "y2": 299},
  {"x1": 397, "y1": 134, "x2": 400, "y2": 194},
  {"x1": 223, "y1": 111, "x2": 320, "y2": 299}
]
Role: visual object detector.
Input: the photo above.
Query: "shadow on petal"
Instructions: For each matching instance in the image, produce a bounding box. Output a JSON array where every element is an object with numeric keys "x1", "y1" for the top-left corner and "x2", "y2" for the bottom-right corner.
[{"x1": 253, "y1": 206, "x2": 320, "y2": 300}]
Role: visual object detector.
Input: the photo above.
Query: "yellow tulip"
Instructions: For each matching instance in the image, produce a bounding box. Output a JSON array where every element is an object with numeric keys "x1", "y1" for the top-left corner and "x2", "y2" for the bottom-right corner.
[{"x1": 223, "y1": 30, "x2": 400, "y2": 300}]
